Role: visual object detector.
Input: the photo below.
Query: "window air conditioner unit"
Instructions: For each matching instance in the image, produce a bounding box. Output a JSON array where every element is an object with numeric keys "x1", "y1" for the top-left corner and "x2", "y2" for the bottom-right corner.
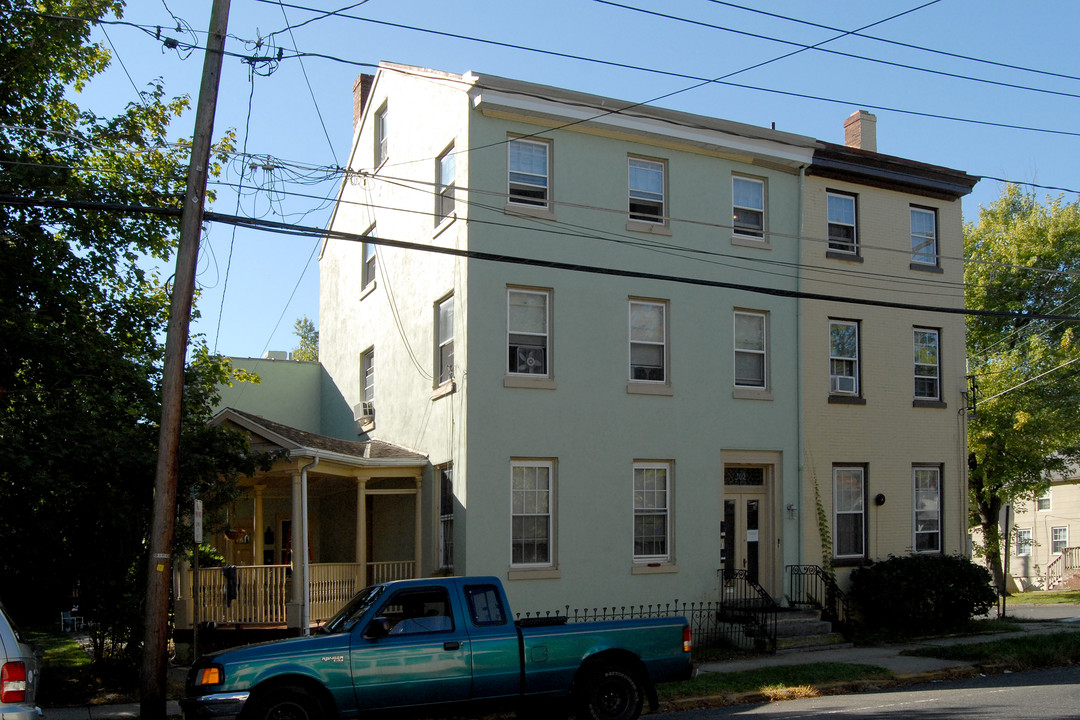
[
  {"x1": 831, "y1": 376, "x2": 856, "y2": 394},
  {"x1": 353, "y1": 401, "x2": 375, "y2": 421},
  {"x1": 514, "y1": 346, "x2": 544, "y2": 374}
]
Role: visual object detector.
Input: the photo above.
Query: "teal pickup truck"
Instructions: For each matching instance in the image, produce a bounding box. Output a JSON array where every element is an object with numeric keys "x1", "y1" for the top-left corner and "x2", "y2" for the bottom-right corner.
[{"x1": 180, "y1": 576, "x2": 693, "y2": 720}]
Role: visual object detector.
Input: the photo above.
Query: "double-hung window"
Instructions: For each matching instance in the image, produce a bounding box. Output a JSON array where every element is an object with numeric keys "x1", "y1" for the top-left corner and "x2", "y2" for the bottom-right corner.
[
  {"x1": 913, "y1": 466, "x2": 942, "y2": 553},
  {"x1": 734, "y1": 311, "x2": 767, "y2": 388},
  {"x1": 834, "y1": 466, "x2": 866, "y2": 559},
  {"x1": 436, "y1": 146, "x2": 456, "y2": 222},
  {"x1": 913, "y1": 328, "x2": 941, "y2": 401},
  {"x1": 436, "y1": 295, "x2": 454, "y2": 385},
  {"x1": 911, "y1": 207, "x2": 938, "y2": 266},
  {"x1": 827, "y1": 192, "x2": 857, "y2": 254},
  {"x1": 1016, "y1": 528, "x2": 1032, "y2": 557},
  {"x1": 374, "y1": 103, "x2": 388, "y2": 166},
  {"x1": 1052, "y1": 526, "x2": 1069, "y2": 554},
  {"x1": 629, "y1": 300, "x2": 666, "y2": 382},
  {"x1": 628, "y1": 157, "x2": 665, "y2": 223},
  {"x1": 361, "y1": 228, "x2": 377, "y2": 290},
  {"x1": 829, "y1": 320, "x2": 859, "y2": 396},
  {"x1": 360, "y1": 348, "x2": 375, "y2": 420},
  {"x1": 508, "y1": 138, "x2": 550, "y2": 207},
  {"x1": 634, "y1": 462, "x2": 671, "y2": 563},
  {"x1": 511, "y1": 460, "x2": 554, "y2": 567},
  {"x1": 507, "y1": 288, "x2": 550, "y2": 376},
  {"x1": 1037, "y1": 491, "x2": 1051, "y2": 511},
  {"x1": 732, "y1": 176, "x2": 765, "y2": 239}
]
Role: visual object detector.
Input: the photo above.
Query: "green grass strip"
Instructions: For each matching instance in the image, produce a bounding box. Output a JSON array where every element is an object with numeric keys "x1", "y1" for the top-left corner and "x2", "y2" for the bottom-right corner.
[
  {"x1": 903, "y1": 632, "x2": 1080, "y2": 671},
  {"x1": 658, "y1": 662, "x2": 892, "y2": 700}
]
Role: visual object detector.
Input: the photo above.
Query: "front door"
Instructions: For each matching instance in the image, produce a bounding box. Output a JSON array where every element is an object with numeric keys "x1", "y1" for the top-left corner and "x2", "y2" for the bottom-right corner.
[{"x1": 721, "y1": 465, "x2": 774, "y2": 596}]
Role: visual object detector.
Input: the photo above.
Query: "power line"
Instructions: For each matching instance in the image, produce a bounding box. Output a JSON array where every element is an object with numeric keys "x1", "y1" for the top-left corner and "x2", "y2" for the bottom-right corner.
[
  {"x1": 246, "y1": 1, "x2": 1080, "y2": 139},
  {"x1": 6, "y1": 194, "x2": 1076, "y2": 323},
  {"x1": 704, "y1": 0, "x2": 1080, "y2": 85},
  {"x1": 596, "y1": 0, "x2": 1080, "y2": 101}
]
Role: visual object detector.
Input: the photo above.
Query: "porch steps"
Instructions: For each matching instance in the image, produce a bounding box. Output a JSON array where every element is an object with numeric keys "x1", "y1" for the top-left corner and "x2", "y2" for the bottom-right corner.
[{"x1": 775, "y1": 609, "x2": 851, "y2": 653}]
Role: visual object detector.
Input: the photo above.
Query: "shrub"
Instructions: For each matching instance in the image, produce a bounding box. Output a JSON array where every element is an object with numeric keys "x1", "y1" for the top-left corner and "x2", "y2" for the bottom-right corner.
[{"x1": 848, "y1": 554, "x2": 997, "y2": 634}]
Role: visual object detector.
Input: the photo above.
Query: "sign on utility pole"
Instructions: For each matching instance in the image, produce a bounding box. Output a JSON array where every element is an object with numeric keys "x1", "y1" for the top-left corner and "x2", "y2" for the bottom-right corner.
[{"x1": 139, "y1": 2, "x2": 230, "y2": 719}]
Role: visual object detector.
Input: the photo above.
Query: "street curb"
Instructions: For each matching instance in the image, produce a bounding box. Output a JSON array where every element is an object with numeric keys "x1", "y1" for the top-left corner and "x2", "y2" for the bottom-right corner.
[{"x1": 657, "y1": 665, "x2": 984, "y2": 712}]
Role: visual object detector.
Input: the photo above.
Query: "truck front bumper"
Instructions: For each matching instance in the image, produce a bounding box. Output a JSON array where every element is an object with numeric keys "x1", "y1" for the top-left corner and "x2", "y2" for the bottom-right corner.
[{"x1": 179, "y1": 691, "x2": 251, "y2": 720}]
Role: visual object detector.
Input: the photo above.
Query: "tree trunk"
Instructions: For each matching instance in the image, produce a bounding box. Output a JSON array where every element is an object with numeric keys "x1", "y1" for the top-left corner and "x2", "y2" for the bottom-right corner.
[{"x1": 976, "y1": 495, "x2": 1006, "y2": 595}]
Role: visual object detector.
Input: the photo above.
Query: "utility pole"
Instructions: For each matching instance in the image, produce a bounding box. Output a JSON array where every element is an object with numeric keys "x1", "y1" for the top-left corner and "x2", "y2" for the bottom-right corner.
[{"x1": 140, "y1": 2, "x2": 230, "y2": 718}]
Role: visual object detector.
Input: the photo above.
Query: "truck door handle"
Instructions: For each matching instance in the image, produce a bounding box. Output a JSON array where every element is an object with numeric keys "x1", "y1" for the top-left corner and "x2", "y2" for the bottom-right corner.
[{"x1": 444, "y1": 641, "x2": 460, "y2": 651}]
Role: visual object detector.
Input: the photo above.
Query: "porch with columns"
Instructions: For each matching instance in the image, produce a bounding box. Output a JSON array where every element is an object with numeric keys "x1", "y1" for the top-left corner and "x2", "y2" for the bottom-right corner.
[{"x1": 174, "y1": 408, "x2": 429, "y2": 642}]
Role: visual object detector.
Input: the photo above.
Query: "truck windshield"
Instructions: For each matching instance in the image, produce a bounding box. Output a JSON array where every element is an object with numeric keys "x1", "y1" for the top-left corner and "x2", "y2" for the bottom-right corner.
[{"x1": 321, "y1": 585, "x2": 384, "y2": 634}]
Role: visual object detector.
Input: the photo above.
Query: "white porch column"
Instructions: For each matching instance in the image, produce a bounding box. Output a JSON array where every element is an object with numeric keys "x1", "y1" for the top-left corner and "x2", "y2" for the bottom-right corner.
[
  {"x1": 356, "y1": 478, "x2": 368, "y2": 587},
  {"x1": 286, "y1": 470, "x2": 303, "y2": 629},
  {"x1": 413, "y1": 476, "x2": 422, "y2": 579},
  {"x1": 253, "y1": 484, "x2": 265, "y2": 565}
]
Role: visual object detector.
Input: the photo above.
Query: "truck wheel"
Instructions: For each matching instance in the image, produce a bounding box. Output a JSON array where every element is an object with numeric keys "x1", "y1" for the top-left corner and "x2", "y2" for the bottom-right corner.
[
  {"x1": 250, "y1": 686, "x2": 321, "y2": 720},
  {"x1": 577, "y1": 666, "x2": 643, "y2": 720}
]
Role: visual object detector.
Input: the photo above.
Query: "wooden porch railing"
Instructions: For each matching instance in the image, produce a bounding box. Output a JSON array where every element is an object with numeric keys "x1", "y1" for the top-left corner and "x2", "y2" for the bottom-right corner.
[
  {"x1": 1045, "y1": 547, "x2": 1080, "y2": 589},
  {"x1": 188, "y1": 561, "x2": 415, "y2": 626}
]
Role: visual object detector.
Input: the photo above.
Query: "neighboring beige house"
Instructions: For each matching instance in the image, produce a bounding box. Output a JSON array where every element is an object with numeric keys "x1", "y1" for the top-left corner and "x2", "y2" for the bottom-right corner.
[{"x1": 1005, "y1": 469, "x2": 1080, "y2": 591}]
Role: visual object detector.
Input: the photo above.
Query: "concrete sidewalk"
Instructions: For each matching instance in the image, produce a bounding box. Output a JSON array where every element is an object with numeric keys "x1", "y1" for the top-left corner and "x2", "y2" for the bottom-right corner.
[
  {"x1": 697, "y1": 603, "x2": 1080, "y2": 677},
  {"x1": 41, "y1": 604, "x2": 1080, "y2": 719}
]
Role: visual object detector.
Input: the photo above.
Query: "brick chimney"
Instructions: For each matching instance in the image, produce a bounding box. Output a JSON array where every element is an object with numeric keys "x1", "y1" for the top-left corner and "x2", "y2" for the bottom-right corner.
[
  {"x1": 353, "y1": 74, "x2": 374, "y2": 132},
  {"x1": 843, "y1": 110, "x2": 877, "y2": 153}
]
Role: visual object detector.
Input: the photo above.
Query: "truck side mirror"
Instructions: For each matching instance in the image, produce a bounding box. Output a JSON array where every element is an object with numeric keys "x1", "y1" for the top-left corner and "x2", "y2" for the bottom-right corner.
[{"x1": 363, "y1": 617, "x2": 391, "y2": 640}]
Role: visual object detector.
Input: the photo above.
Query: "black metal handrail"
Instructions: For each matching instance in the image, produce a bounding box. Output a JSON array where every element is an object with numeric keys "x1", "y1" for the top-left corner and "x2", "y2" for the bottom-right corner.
[{"x1": 786, "y1": 564, "x2": 855, "y2": 637}]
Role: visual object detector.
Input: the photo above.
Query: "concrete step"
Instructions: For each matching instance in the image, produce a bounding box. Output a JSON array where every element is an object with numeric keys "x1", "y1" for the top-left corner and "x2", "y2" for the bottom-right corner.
[{"x1": 776, "y1": 609, "x2": 833, "y2": 638}]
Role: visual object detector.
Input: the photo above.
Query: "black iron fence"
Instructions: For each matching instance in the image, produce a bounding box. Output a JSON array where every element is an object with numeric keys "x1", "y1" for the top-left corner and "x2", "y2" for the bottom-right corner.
[
  {"x1": 515, "y1": 569, "x2": 779, "y2": 654},
  {"x1": 786, "y1": 564, "x2": 855, "y2": 637}
]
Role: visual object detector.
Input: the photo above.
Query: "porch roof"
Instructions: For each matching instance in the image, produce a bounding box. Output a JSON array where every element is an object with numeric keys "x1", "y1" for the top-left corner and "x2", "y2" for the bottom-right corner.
[{"x1": 214, "y1": 407, "x2": 427, "y2": 469}]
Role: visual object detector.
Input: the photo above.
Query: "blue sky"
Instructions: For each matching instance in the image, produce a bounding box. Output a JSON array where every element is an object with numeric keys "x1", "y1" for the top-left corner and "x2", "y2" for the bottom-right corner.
[{"x1": 79, "y1": 0, "x2": 1079, "y2": 358}]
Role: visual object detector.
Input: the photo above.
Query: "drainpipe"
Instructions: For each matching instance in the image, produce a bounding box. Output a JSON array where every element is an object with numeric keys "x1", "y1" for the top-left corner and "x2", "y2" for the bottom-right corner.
[
  {"x1": 795, "y1": 164, "x2": 807, "y2": 580},
  {"x1": 299, "y1": 455, "x2": 319, "y2": 635}
]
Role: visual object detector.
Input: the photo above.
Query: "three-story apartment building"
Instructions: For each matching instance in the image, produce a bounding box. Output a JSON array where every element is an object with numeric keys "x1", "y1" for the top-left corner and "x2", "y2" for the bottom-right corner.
[{"x1": 309, "y1": 64, "x2": 976, "y2": 611}]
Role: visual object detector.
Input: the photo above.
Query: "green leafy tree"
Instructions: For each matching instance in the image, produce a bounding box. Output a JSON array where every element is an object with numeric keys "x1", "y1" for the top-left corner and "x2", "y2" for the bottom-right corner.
[
  {"x1": 0, "y1": 0, "x2": 266, "y2": 662},
  {"x1": 292, "y1": 315, "x2": 319, "y2": 361},
  {"x1": 965, "y1": 185, "x2": 1080, "y2": 592}
]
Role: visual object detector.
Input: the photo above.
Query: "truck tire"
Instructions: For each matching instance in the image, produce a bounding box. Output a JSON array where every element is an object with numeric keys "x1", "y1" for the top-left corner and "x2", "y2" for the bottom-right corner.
[
  {"x1": 577, "y1": 666, "x2": 644, "y2": 720},
  {"x1": 249, "y1": 686, "x2": 322, "y2": 720}
]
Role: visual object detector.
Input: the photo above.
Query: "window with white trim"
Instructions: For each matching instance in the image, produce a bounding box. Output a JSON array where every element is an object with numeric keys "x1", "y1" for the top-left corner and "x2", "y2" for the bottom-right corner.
[
  {"x1": 628, "y1": 157, "x2": 665, "y2": 223},
  {"x1": 913, "y1": 466, "x2": 941, "y2": 553},
  {"x1": 634, "y1": 462, "x2": 671, "y2": 562},
  {"x1": 1052, "y1": 526, "x2": 1069, "y2": 554},
  {"x1": 361, "y1": 230, "x2": 377, "y2": 290},
  {"x1": 438, "y1": 465, "x2": 454, "y2": 572},
  {"x1": 511, "y1": 460, "x2": 554, "y2": 567},
  {"x1": 834, "y1": 466, "x2": 865, "y2": 559},
  {"x1": 507, "y1": 288, "x2": 550, "y2": 376},
  {"x1": 360, "y1": 348, "x2": 375, "y2": 418},
  {"x1": 436, "y1": 145, "x2": 455, "y2": 222},
  {"x1": 827, "y1": 192, "x2": 857, "y2": 254},
  {"x1": 734, "y1": 310, "x2": 767, "y2": 388},
  {"x1": 1037, "y1": 490, "x2": 1051, "y2": 512},
  {"x1": 629, "y1": 300, "x2": 666, "y2": 382},
  {"x1": 436, "y1": 295, "x2": 454, "y2": 385},
  {"x1": 1016, "y1": 528, "x2": 1032, "y2": 557},
  {"x1": 914, "y1": 328, "x2": 941, "y2": 400},
  {"x1": 374, "y1": 103, "x2": 388, "y2": 166},
  {"x1": 829, "y1": 320, "x2": 859, "y2": 395},
  {"x1": 732, "y1": 176, "x2": 765, "y2": 239},
  {"x1": 911, "y1": 207, "x2": 938, "y2": 266},
  {"x1": 508, "y1": 138, "x2": 550, "y2": 207}
]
